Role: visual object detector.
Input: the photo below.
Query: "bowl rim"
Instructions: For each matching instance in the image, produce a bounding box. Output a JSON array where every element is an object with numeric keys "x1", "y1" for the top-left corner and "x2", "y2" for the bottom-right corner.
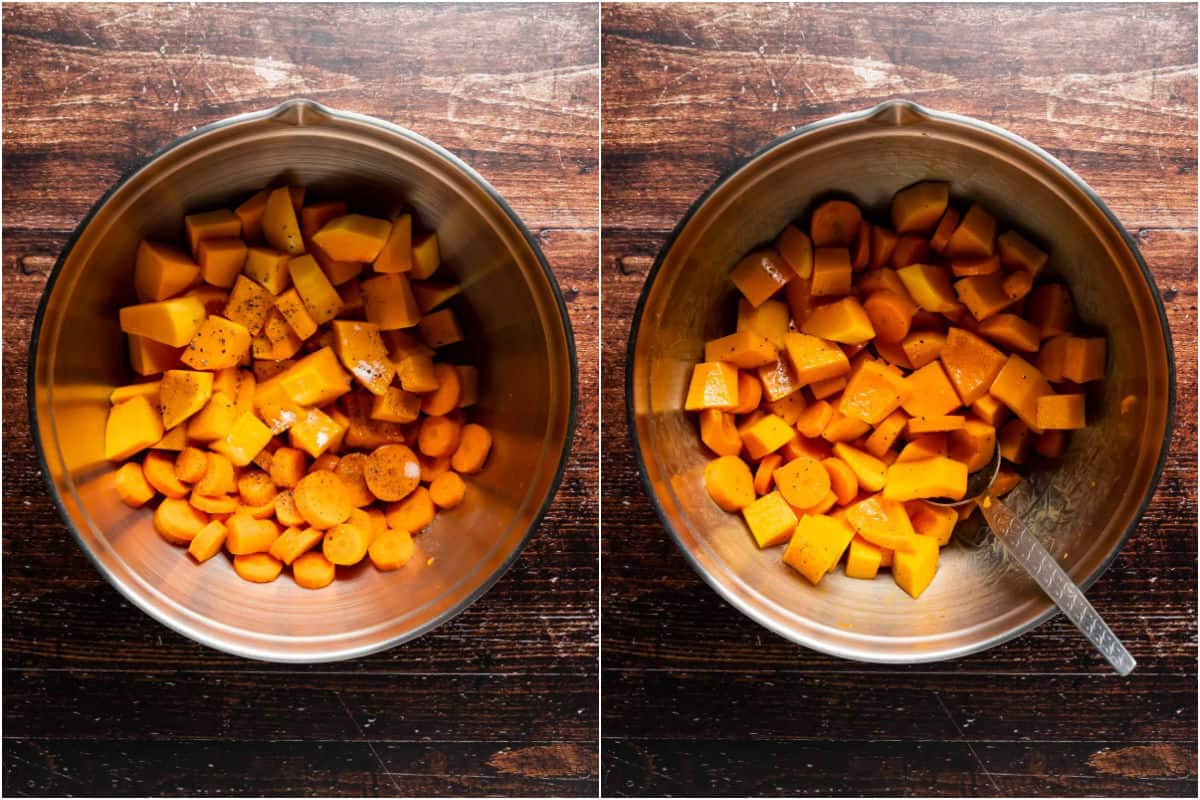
[
  {"x1": 27, "y1": 98, "x2": 579, "y2": 663},
  {"x1": 625, "y1": 98, "x2": 1177, "y2": 664}
]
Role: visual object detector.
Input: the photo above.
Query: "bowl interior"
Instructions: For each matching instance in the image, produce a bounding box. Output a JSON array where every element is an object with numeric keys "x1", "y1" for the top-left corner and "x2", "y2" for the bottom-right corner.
[
  {"x1": 630, "y1": 104, "x2": 1172, "y2": 662},
  {"x1": 32, "y1": 104, "x2": 574, "y2": 661}
]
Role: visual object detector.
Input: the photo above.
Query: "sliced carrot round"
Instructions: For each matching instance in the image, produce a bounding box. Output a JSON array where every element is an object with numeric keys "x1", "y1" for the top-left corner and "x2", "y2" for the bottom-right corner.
[{"x1": 703, "y1": 456, "x2": 755, "y2": 512}]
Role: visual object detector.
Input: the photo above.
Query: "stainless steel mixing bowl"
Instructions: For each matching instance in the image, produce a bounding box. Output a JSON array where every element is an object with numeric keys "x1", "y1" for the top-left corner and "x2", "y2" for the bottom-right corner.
[
  {"x1": 30, "y1": 99, "x2": 577, "y2": 662},
  {"x1": 627, "y1": 100, "x2": 1174, "y2": 663}
]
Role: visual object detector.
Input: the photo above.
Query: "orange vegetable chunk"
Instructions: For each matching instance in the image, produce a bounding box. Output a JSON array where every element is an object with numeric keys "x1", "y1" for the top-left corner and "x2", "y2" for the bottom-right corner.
[
  {"x1": 939, "y1": 327, "x2": 1007, "y2": 406},
  {"x1": 810, "y1": 199, "x2": 862, "y2": 247},
  {"x1": 684, "y1": 361, "x2": 740, "y2": 411},
  {"x1": 901, "y1": 361, "x2": 961, "y2": 419},
  {"x1": 955, "y1": 272, "x2": 1012, "y2": 321},
  {"x1": 730, "y1": 249, "x2": 794, "y2": 307},
  {"x1": 115, "y1": 462, "x2": 156, "y2": 508},
  {"x1": 704, "y1": 331, "x2": 778, "y2": 368},
  {"x1": 773, "y1": 456, "x2": 831, "y2": 510},
  {"x1": 891, "y1": 181, "x2": 949, "y2": 234},
  {"x1": 945, "y1": 203, "x2": 996, "y2": 259},
  {"x1": 831, "y1": 443, "x2": 887, "y2": 492},
  {"x1": 989, "y1": 354, "x2": 1053, "y2": 431},
  {"x1": 844, "y1": 535, "x2": 883, "y2": 579},
  {"x1": 897, "y1": 264, "x2": 957, "y2": 313},
  {"x1": 810, "y1": 248, "x2": 852, "y2": 297},
  {"x1": 741, "y1": 491, "x2": 799, "y2": 548},
  {"x1": 704, "y1": 455, "x2": 756, "y2": 511},
  {"x1": 738, "y1": 413, "x2": 796, "y2": 460},
  {"x1": 844, "y1": 494, "x2": 917, "y2": 551},
  {"x1": 784, "y1": 332, "x2": 850, "y2": 387},
  {"x1": 838, "y1": 360, "x2": 912, "y2": 425},
  {"x1": 105, "y1": 395, "x2": 164, "y2": 461},
  {"x1": 737, "y1": 298, "x2": 790, "y2": 348},
  {"x1": 1025, "y1": 283, "x2": 1075, "y2": 340},
  {"x1": 1036, "y1": 394, "x2": 1086, "y2": 430},
  {"x1": 801, "y1": 296, "x2": 875, "y2": 344},
  {"x1": 893, "y1": 534, "x2": 939, "y2": 598},
  {"x1": 782, "y1": 513, "x2": 856, "y2": 584},
  {"x1": 997, "y1": 230, "x2": 1048, "y2": 276},
  {"x1": 775, "y1": 225, "x2": 813, "y2": 278},
  {"x1": 949, "y1": 418, "x2": 997, "y2": 472},
  {"x1": 1062, "y1": 337, "x2": 1106, "y2": 383},
  {"x1": 977, "y1": 313, "x2": 1039, "y2": 353},
  {"x1": 883, "y1": 456, "x2": 967, "y2": 502},
  {"x1": 135, "y1": 240, "x2": 200, "y2": 302}
]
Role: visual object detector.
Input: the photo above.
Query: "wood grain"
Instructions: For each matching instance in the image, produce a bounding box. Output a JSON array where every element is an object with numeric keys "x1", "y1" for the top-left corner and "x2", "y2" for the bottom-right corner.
[
  {"x1": 601, "y1": 3, "x2": 1196, "y2": 797},
  {"x1": 2, "y1": 3, "x2": 598, "y2": 797}
]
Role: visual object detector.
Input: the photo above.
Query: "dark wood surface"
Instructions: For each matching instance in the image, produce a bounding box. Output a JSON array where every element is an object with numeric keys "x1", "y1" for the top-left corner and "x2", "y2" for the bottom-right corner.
[
  {"x1": 601, "y1": 3, "x2": 1197, "y2": 797},
  {"x1": 2, "y1": 3, "x2": 598, "y2": 797}
]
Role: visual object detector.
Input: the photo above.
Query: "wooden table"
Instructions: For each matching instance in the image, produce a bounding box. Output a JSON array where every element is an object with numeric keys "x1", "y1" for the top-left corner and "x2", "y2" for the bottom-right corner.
[
  {"x1": 602, "y1": 4, "x2": 1196, "y2": 796},
  {"x1": 2, "y1": 4, "x2": 598, "y2": 796}
]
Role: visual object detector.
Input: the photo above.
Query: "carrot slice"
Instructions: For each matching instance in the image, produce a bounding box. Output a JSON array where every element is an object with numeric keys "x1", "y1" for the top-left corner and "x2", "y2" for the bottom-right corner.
[
  {"x1": 154, "y1": 498, "x2": 210, "y2": 545},
  {"x1": 368, "y1": 528, "x2": 415, "y2": 571},
  {"x1": 364, "y1": 444, "x2": 421, "y2": 502},
  {"x1": 233, "y1": 552, "x2": 283, "y2": 583},
  {"x1": 292, "y1": 551, "x2": 335, "y2": 589},
  {"x1": 429, "y1": 471, "x2": 466, "y2": 509},
  {"x1": 322, "y1": 522, "x2": 370, "y2": 566},
  {"x1": 293, "y1": 470, "x2": 353, "y2": 529},
  {"x1": 115, "y1": 462, "x2": 155, "y2": 508}
]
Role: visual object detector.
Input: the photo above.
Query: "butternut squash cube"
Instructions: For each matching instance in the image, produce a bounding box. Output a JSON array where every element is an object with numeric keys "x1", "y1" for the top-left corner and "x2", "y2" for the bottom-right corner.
[
  {"x1": 361, "y1": 273, "x2": 420, "y2": 330},
  {"x1": 844, "y1": 535, "x2": 883, "y2": 579},
  {"x1": 949, "y1": 418, "x2": 997, "y2": 472},
  {"x1": 905, "y1": 500, "x2": 958, "y2": 546},
  {"x1": 110, "y1": 380, "x2": 161, "y2": 405},
  {"x1": 411, "y1": 230, "x2": 441, "y2": 279},
  {"x1": 455, "y1": 365, "x2": 479, "y2": 407},
  {"x1": 1062, "y1": 337, "x2": 1106, "y2": 383},
  {"x1": 997, "y1": 230, "x2": 1048, "y2": 276},
  {"x1": 784, "y1": 332, "x2": 850, "y2": 387},
  {"x1": 970, "y1": 394, "x2": 1009, "y2": 427},
  {"x1": 1025, "y1": 283, "x2": 1075, "y2": 340},
  {"x1": 1036, "y1": 393, "x2": 1085, "y2": 430},
  {"x1": 180, "y1": 315, "x2": 251, "y2": 371},
  {"x1": 977, "y1": 313, "x2": 1039, "y2": 353},
  {"x1": 820, "y1": 412, "x2": 871, "y2": 444},
  {"x1": 119, "y1": 296, "x2": 207, "y2": 347},
  {"x1": 741, "y1": 490, "x2": 798, "y2": 548},
  {"x1": 105, "y1": 395, "x2": 164, "y2": 461},
  {"x1": 263, "y1": 187, "x2": 304, "y2": 255},
  {"x1": 373, "y1": 213, "x2": 413, "y2": 273},
  {"x1": 808, "y1": 375, "x2": 847, "y2": 400},
  {"x1": 185, "y1": 208, "x2": 241, "y2": 258},
  {"x1": 893, "y1": 534, "x2": 939, "y2": 598},
  {"x1": 253, "y1": 377, "x2": 304, "y2": 434},
  {"x1": 187, "y1": 391, "x2": 237, "y2": 442},
  {"x1": 331, "y1": 320, "x2": 395, "y2": 396},
  {"x1": 397, "y1": 354, "x2": 440, "y2": 394},
  {"x1": 756, "y1": 357, "x2": 802, "y2": 402},
  {"x1": 901, "y1": 361, "x2": 961, "y2": 418},
  {"x1": 684, "y1": 361, "x2": 739, "y2": 411},
  {"x1": 730, "y1": 249, "x2": 794, "y2": 307},
  {"x1": 989, "y1": 354, "x2": 1053, "y2": 431},
  {"x1": 299, "y1": 200, "x2": 348, "y2": 242},
  {"x1": 223, "y1": 274, "x2": 274, "y2": 336},
  {"x1": 950, "y1": 255, "x2": 1000, "y2": 277},
  {"x1": 704, "y1": 331, "x2": 778, "y2": 368},
  {"x1": 869, "y1": 226, "x2": 899, "y2": 269},
  {"x1": 955, "y1": 272, "x2": 1012, "y2": 321},
  {"x1": 775, "y1": 225, "x2": 813, "y2": 278},
  {"x1": 945, "y1": 203, "x2": 996, "y2": 259},
  {"x1": 419, "y1": 308, "x2": 464, "y2": 349},
  {"x1": 269, "y1": 288, "x2": 317, "y2": 342},
  {"x1": 939, "y1": 327, "x2": 1007, "y2": 406},
  {"x1": 998, "y1": 418, "x2": 1033, "y2": 464},
  {"x1": 838, "y1": 360, "x2": 912, "y2": 425},
  {"x1": 864, "y1": 409, "x2": 910, "y2": 458},
  {"x1": 884, "y1": 456, "x2": 967, "y2": 501},
  {"x1": 288, "y1": 254, "x2": 343, "y2": 325},
  {"x1": 278, "y1": 347, "x2": 352, "y2": 407},
  {"x1": 738, "y1": 413, "x2": 795, "y2": 460},
  {"x1": 159, "y1": 370, "x2": 213, "y2": 429},
  {"x1": 897, "y1": 433, "x2": 948, "y2": 463},
  {"x1": 212, "y1": 412, "x2": 273, "y2": 467},
  {"x1": 737, "y1": 298, "x2": 790, "y2": 349},
  {"x1": 891, "y1": 181, "x2": 949, "y2": 234},
  {"x1": 243, "y1": 247, "x2": 292, "y2": 295},
  {"x1": 288, "y1": 407, "x2": 348, "y2": 459},
  {"x1": 252, "y1": 329, "x2": 303, "y2": 361},
  {"x1": 238, "y1": 187, "x2": 303, "y2": 243},
  {"x1": 311, "y1": 214, "x2": 392, "y2": 263},
  {"x1": 128, "y1": 335, "x2": 183, "y2": 376},
  {"x1": 900, "y1": 330, "x2": 946, "y2": 369},
  {"x1": 782, "y1": 513, "x2": 856, "y2": 584},
  {"x1": 801, "y1": 296, "x2": 875, "y2": 344},
  {"x1": 196, "y1": 237, "x2": 247, "y2": 289},
  {"x1": 891, "y1": 235, "x2": 931, "y2": 269},
  {"x1": 135, "y1": 240, "x2": 199, "y2": 302},
  {"x1": 844, "y1": 494, "x2": 917, "y2": 551},
  {"x1": 370, "y1": 386, "x2": 422, "y2": 424},
  {"x1": 1035, "y1": 429, "x2": 1068, "y2": 458},
  {"x1": 897, "y1": 264, "x2": 957, "y2": 313},
  {"x1": 831, "y1": 443, "x2": 887, "y2": 492},
  {"x1": 810, "y1": 247, "x2": 852, "y2": 297},
  {"x1": 908, "y1": 415, "x2": 965, "y2": 434}
]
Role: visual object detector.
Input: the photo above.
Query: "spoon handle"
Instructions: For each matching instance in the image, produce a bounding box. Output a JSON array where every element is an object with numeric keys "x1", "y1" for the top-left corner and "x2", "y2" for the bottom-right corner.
[{"x1": 980, "y1": 499, "x2": 1136, "y2": 675}]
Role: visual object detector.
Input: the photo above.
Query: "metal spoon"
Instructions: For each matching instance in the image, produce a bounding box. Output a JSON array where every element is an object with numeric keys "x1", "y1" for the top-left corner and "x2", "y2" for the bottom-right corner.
[{"x1": 928, "y1": 446, "x2": 1136, "y2": 675}]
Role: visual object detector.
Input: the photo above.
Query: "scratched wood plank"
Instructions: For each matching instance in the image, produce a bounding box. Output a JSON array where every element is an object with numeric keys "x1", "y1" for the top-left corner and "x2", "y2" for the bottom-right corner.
[
  {"x1": 3, "y1": 739, "x2": 596, "y2": 797},
  {"x1": 600, "y1": 4, "x2": 1196, "y2": 797},
  {"x1": 2, "y1": 3, "x2": 598, "y2": 796}
]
